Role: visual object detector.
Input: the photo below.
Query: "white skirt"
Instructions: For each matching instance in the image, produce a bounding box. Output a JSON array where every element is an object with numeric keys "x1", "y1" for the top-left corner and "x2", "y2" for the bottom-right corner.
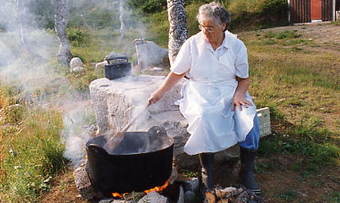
[{"x1": 178, "y1": 80, "x2": 257, "y2": 155}]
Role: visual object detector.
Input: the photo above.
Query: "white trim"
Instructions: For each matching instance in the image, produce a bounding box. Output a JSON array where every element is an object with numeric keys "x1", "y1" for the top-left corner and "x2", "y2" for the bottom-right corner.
[{"x1": 311, "y1": 19, "x2": 322, "y2": 23}]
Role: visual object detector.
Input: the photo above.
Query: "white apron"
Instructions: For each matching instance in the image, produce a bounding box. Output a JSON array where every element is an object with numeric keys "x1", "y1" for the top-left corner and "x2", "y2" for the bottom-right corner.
[{"x1": 176, "y1": 32, "x2": 257, "y2": 155}]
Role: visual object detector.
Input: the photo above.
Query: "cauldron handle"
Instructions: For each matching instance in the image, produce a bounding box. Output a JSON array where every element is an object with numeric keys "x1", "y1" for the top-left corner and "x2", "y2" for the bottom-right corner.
[
  {"x1": 148, "y1": 126, "x2": 167, "y2": 137},
  {"x1": 86, "y1": 144, "x2": 109, "y2": 156}
]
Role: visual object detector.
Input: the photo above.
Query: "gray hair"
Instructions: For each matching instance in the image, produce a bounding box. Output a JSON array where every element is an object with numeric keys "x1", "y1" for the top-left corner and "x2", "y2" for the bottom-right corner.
[{"x1": 197, "y1": 2, "x2": 231, "y2": 25}]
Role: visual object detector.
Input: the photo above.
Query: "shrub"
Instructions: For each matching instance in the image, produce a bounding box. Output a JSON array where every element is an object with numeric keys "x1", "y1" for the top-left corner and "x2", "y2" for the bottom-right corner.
[
  {"x1": 2, "y1": 104, "x2": 25, "y2": 124},
  {"x1": 127, "y1": 0, "x2": 167, "y2": 14},
  {"x1": 228, "y1": 0, "x2": 288, "y2": 30},
  {"x1": 67, "y1": 28, "x2": 90, "y2": 47}
]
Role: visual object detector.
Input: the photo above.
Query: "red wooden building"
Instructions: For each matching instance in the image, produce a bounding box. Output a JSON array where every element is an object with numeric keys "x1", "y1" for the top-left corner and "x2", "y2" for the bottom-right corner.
[{"x1": 288, "y1": 0, "x2": 339, "y2": 23}]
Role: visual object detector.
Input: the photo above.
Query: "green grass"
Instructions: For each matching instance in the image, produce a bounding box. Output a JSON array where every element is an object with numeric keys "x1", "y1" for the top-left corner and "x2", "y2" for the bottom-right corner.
[
  {"x1": 0, "y1": 96, "x2": 67, "y2": 202},
  {"x1": 252, "y1": 30, "x2": 315, "y2": 48},
  {"x1": 278, "y1": 190, "x2": 299, "y2": 201},
  {"x1": 242, "y1": 28, "x2": 340, "y2": 175},
  {"x1": 258, "y1": 125, "x2": 339, "y2": 173},
  {"x1": 331, "y1": 20, "x2": 340, "y2": 26},
  {"x1": 180, "y1": 169, "x2": 199, "y2": 178},
  {"x1": 326, "y1": 191, "x2": 340, "y2": 203},
  {"x1": 264, "y1": 30, "x2": 301, "y2": 39}
]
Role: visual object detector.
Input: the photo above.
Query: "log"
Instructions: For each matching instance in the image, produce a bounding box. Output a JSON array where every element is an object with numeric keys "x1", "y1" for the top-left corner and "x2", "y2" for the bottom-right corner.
[
  {"x1": 205, "y1": 191, "x2": 217, "y2": 203},
  {"x1": 214, "y1": 187, "x2": 244, "y2": 200}
]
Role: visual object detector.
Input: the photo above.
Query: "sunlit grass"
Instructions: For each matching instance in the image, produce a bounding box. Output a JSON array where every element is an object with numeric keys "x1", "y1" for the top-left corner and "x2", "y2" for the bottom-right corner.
[
  {"x1": 241, "y1": 27, "x2": 340, "y2": 174},
  {"x1": 0, "y1": 100, "x2": 66, "y2": 202}
]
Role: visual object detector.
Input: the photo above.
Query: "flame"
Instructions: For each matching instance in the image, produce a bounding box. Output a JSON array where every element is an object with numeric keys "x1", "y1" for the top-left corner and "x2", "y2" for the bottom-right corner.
[
  {"x1": 112, "y1": 192, "x2": 127, "y2": 198},
  {"x1": 111, "y1": 180, "x2": 170, "y2": 198},
  {"x1": 144, "y1": 180, "x2": 169, "y2": 194}
]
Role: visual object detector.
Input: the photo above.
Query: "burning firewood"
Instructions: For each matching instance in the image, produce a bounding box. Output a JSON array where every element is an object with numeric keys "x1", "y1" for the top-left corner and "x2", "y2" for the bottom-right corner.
[
  {"x1": 214, "y1": 186, "x2": 244, "y2": 200},
  {"x1": 203, "y1": 186, "x2": 262, "y2": 203},
  {"x1": 205, "y1": 191, "x2": 217, "y2": 203}
]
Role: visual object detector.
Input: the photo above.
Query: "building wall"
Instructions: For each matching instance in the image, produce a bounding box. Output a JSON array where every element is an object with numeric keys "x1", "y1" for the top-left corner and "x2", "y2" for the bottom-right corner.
[
  {"x1": 290, "y1": 0, "x2": 311, "y2": 23},
  {"x1": 322, "y1": 0, "x2": 334, "y2": 20},
  {"x1": 289, "y1": 0, "x2": 334, "y2": 23}
]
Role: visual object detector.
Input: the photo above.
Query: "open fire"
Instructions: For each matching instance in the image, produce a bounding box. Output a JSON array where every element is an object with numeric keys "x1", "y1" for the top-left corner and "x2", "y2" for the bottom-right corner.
[
  {"x1": 144, "y1": 180, "x2": 170, "y2": 193},
  {"x1": 112, "y1": 180, "x2": 170, "y2": 199}
]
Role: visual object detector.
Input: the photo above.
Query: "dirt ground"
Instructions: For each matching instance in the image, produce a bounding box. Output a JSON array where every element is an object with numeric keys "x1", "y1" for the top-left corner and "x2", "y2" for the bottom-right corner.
[
  {"x1": 41, "y1": 156, "x2": 340, "y2": 203},
  {"x1": 41, "y1": 23, "x2": 340, "y2": 203},
  {"x1": 260, "y1": 22, "x2": 340, "y2": 53}
]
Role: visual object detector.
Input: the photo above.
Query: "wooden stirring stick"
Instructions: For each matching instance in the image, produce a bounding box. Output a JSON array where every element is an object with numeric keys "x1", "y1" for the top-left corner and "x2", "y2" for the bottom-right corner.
[{"x1": 105, "y1": 105, "x2": 149, "y2": 150}]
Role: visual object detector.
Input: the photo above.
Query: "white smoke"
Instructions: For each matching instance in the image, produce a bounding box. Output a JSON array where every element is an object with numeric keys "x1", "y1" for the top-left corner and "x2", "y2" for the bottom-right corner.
[
  {"x1": 0, "y1": 0, "x2": 63, "y2": 102},
  {"x1": 0, "y1": 0, "x2": 92, "y2": 167},
  {"x1": 62, "y1": 101, "x2": 96, "y2": 167},
  {"x1": 0, "y1": 0, "x2": 152, "y2": 167}
]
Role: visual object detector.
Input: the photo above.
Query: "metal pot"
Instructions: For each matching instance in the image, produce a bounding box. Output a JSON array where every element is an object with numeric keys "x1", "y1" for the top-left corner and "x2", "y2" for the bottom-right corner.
[
  {"x1": 86, "y1": 126, "x2": 173, "y2": 196},
  {"x1": 104, "y1": 56, "x2": 131, "y2": 80}
]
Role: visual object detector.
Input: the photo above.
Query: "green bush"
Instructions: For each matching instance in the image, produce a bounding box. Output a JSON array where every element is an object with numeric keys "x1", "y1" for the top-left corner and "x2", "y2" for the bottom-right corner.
[
  {"x1": 67, "y1": 28, "x2": 90, "y2": 47},
  {"x1": 228, "y1": 0, "x2": 288, "y2": 30},
  {"x1": 127, "y1": 0, "x2": 167, "y2": 13},
  {"x1": 261, "y1": 0, "x2": 288, "y2": 18},
  {"x1": 2, "y1": 104, "x2": 25, "y2": 124}
]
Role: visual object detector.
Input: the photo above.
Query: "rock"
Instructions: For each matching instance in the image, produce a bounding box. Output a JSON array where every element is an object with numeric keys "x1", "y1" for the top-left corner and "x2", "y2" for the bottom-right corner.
[
  {"x1": 73, "y1": 162, "x2": 97, "y2": 200},
  {"x1": 71, "y1": 66, "x2": 85, "y2": 73},
  {"x1": 70, "y1": 57, "x2": 85, "y2": 72},
  {"x1": 99, "y1": 198, "x2": 114, "y2": 203},
  {"x1": 89, "y1": 76, "x2": 271, "y2": 168},
  {"x1": 137, "y1": 191, "x2": 169, "y2": 203},
  {"x1": 89, "y1": 76, "x2": 182, "y2": 135},
  {"x1": 134, "y1": 39, "x2": 169, "y2": 71}
]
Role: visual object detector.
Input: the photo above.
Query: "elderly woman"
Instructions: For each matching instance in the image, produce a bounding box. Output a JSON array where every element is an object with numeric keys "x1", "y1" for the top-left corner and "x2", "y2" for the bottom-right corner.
[{"x1": 148, "y1": 2, "x2": 261, "y2": 195}]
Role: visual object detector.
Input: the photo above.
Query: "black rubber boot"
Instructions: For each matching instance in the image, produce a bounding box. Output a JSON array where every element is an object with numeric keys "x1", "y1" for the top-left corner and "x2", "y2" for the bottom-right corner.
[
  {"x1": 239, "y1": 147, "x2": 261, "y2": 195},
  {"x1": 199, "y1": 153, "x2": 215, "y2": 191}
]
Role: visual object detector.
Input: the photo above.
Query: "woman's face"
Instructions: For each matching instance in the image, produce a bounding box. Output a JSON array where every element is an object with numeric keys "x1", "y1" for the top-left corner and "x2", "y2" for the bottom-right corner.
[{"x1": 198, "y1": 17, "x2": 226, "y2": 43}]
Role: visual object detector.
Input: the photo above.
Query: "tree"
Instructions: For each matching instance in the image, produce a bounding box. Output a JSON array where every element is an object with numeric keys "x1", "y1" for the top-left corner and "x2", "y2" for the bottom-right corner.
[
  {"x1": 16, "y1": 0, "x2": 28, "y2": 46},
  {"x1": 166, "y1": 0, "x2": 188, "y2": 65},
  {"x1": 55, "y1": 0, "x2": 72, "y2": 66}
]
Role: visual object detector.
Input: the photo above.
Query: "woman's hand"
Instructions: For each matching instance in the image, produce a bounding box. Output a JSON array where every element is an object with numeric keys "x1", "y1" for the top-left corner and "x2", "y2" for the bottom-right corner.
[
  {"x1": 147, "y1": 72, "x2": 185, "y2": 106},
  {"x1": 233, "y1": 77, "x2": 251, "y2": 110},
  {"x1": 148, "y1": 89, "x2": 165, "y2": 105},
  {"x1": 232, "y1": 93, "x2": 252, "y2": 111}
]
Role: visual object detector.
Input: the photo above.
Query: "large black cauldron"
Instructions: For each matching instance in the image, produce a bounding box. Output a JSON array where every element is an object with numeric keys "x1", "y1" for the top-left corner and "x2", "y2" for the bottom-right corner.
[{"x1": 86, "y1": 126, "x2": 173, "y2": 196}]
